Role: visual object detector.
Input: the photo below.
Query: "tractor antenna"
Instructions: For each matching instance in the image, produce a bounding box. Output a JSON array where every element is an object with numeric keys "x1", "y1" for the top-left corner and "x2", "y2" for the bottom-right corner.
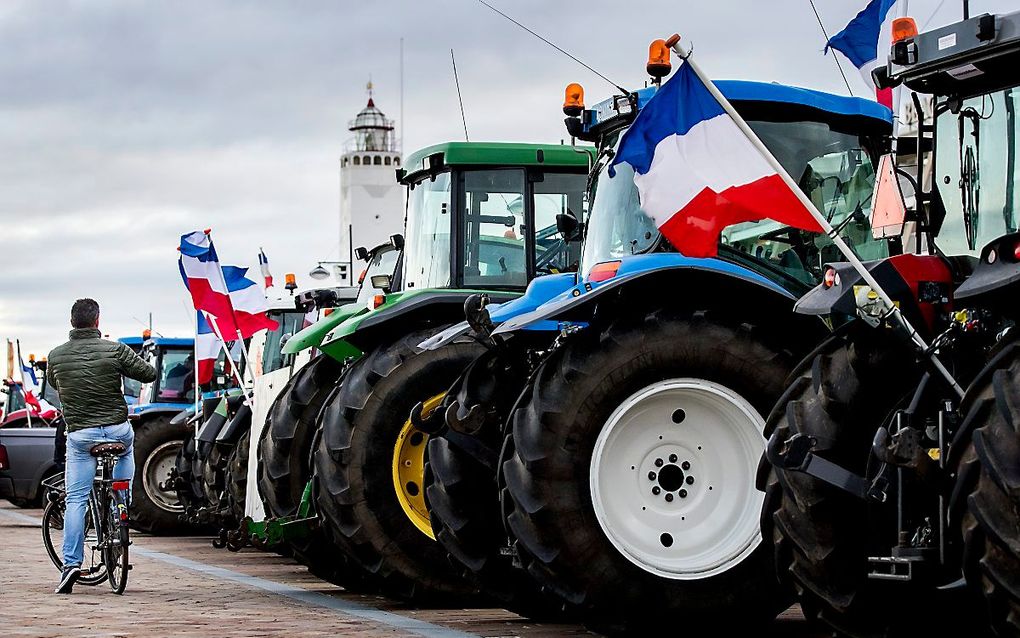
[
  {"x1": 473, "y1": 0, "x2": 628, "y2": 94},
  {"x1": 451, "y1": 49, "x2": 470, "y2": 141},
  {"x1": 807, "y1": 0, "x2": 855, "y2": 97}
]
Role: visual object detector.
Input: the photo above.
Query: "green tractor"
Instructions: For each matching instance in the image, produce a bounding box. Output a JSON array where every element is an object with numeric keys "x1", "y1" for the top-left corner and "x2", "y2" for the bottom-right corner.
[{"x1": 258, "y1": 141, "x2": 590, "y2": 598}]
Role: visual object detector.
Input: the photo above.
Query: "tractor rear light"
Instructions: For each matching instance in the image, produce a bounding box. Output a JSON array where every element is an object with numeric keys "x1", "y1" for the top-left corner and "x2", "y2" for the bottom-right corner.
[
  {"x1": 0, "y1": 444, "x2": 9, "y2": 470},
  {"x1": 323, "y1": 308, "x2": 334, "y2": 316},
  {"x1": 588, "y1": 260, "x2": 622, "y2": 283},
  {"x1": 112, "y1": 480, "x2": 130, "y2": 491},
  {"x1": 372, "y1": 294, "x2": 386, "y2": 309},
  {"x1": 823, "y1": 267, "x2": 840, "y2": 288},
  {"x1": 1013, "y1": 241, "x2": 1020, "y2": 262},
  {"x1": 358, "y1": 268, "x2": 367, "y2": 284}
]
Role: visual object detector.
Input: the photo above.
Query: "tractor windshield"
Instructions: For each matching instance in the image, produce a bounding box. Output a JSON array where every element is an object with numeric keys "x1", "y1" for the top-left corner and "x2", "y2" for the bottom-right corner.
[
  {"x1": 935, "y1": 87, "x2": 1020, "y2": 256},
  {"x1": 403, "y1": 171, "x2": 453, "y2": 289},
  {"x1": 581, "y1": 118, "x2": 889, "y2": 285}
]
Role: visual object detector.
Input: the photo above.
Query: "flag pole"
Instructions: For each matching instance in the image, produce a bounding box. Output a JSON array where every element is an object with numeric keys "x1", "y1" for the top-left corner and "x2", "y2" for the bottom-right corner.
[
  {"x1": 203, "y1": 230, "x2": 254, "y2": 391},
  {"x1": 192, "y1": 311, "x2": 201, "y2": 434},
  {"x1": 668, "y1": 36, "x2": 963, "y2": 398},
  {"x1": 205, "y1": 313, "x2": 252, "y2": 407},
  {"x1": 16, "y1": 340, "x2": 32, "y2": 427}
]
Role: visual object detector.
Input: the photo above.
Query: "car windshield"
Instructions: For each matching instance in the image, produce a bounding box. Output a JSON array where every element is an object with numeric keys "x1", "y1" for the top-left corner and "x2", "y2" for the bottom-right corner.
[
  {"x1": 403, "y1": 172, "x2": 452, "y2": 290},
  {"x1": 356, "y1": 247, "x2": 400, "y2": 305},
  {"x1": 580, "y1": 119, "x2": 889, "y2": 285},
  {"x1": 935, "y1": 87, "x2": 1020, "y2": 256}
]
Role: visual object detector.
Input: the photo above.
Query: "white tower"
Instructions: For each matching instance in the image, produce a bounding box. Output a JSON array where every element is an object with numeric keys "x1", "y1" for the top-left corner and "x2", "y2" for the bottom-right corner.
[{"x1": 337, "y1": 83, "x2": 404, "y2": 283}]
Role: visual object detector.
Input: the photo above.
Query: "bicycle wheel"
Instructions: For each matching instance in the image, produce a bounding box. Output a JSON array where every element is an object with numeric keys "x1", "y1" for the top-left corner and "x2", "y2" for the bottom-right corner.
[
  {"x1": 41, "y1": 498, "x2": 108, "y2": 586},
  {"x1": 105, "y1": 494, "x2": 130, "y2": 594}
]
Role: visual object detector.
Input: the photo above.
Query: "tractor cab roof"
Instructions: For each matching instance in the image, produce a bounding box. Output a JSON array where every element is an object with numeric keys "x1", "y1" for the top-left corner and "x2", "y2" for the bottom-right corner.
[{"x1": 400, "y1": 142, "x2": 595, "y2": 185}]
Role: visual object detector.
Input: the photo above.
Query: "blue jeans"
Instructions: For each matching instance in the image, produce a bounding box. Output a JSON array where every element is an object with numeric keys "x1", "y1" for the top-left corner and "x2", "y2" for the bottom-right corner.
[{"x1": 63, "y1": 422, "x2": 134, "y2": 568}]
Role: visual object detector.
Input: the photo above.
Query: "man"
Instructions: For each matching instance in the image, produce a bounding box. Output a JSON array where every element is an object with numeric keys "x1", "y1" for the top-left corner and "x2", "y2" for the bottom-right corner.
[{"x1": 46, "y1": 299, "x2": 156, "y2": 594}]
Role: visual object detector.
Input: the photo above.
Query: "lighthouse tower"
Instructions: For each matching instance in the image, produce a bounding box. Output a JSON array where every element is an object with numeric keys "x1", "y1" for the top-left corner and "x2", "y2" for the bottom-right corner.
[{"x1": 337, "y1": 83, "x2": 404, "y2": 283}]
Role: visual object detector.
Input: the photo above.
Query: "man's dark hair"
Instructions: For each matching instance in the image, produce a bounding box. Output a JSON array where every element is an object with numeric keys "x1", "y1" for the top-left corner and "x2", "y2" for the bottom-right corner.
[{"x1": 70, "y1": 298, "x2": 100, "y2": 329}]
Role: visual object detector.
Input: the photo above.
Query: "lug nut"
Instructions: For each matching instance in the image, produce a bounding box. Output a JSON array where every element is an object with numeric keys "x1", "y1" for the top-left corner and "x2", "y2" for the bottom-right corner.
[
  {"x1": 648, "y1": 471, "x2": 657, "y2": 481},
  {"x1": 681, "y1": 461, "x2": 691, "y2": 471},
  {"x1": 686, "y1": 476, "x2": 695, "y2": 485},
  {"x1": 652, "y1": 486, "x2": 661, "y2": 495},
  {"x1": 679, "y1": 489, "x2": 688, "y2": 498},
  {"x1": 665, "y1": 493, "x2": 674, "y2": 502},
  {"x1": 669, "y1": 453, "x2": 678, "y2": 463},
  {"x1": 654, "y1": 458, "x2": 664, "y2": 467}
]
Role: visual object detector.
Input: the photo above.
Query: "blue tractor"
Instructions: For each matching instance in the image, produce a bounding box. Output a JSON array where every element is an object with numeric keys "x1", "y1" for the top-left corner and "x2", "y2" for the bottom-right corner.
[{"x1": 420, "y1": 51, "x2": 895, "y2": 631}]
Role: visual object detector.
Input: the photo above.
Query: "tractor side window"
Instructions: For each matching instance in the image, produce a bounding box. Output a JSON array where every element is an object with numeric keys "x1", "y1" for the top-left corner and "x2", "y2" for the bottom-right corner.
[
  {"x1": 159, "y1": 350, "x2": 195, "y2": 402},
  {"x1": 404, "y1": 172, "x2": 453, "y2": 289},
  {"x1": 533, "y1": 172, "x2": 587, "y2": 273},
  {"x1": 462, "y1": 169, "x2": 527, "y2": 287},
  {"x1": 262, "y1": 312, "x2": 305, "y2": 374},
  {"x1": 936, "y1": 88, "x2": 1019, "y2": 257}
]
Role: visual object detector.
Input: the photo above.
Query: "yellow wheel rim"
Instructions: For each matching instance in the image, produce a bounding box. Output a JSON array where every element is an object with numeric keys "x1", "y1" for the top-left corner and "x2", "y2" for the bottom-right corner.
[{"x1": 392, "y1": 393, "x2": 445, "y2": 540}]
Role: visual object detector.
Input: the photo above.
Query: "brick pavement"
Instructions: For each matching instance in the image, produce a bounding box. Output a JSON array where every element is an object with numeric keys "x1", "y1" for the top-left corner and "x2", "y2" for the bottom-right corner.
[{"x1": 0, "y1": 502, "x2": 818, "y2": 637}]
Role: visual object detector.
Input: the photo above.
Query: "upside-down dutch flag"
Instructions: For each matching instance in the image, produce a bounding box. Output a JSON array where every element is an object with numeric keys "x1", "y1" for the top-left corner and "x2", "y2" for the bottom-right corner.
[
  {"x1": 178, "y1": 231, "x2": 278, "y2": 340},
  {"x1": 825, "y1": 0, "x2": 903, "y2": 109},
  {"x1": 610, "y1": 63, "x2": 822, "y2": 258},
  {"x1": 195, "y1": 311, "x2": 220, "y2": 386},
  {"x1": 258, "y1": 248, "x2": 273, "y2": 289},
  {"x1": 18, "y1": 349, "x2": 41, "y2": 413}
]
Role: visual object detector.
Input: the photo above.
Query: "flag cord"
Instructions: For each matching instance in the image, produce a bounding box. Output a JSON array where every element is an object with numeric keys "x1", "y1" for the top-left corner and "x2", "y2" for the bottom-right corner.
[
  {"x1": 674, "y1": 41, "x2": 964, "y2": 398},
  {"x1": 806, "y1": 0, "x2": 855, "y2": 97}
]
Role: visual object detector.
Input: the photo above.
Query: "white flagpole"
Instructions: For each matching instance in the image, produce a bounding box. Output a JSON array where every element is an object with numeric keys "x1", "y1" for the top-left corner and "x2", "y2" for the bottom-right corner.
[
  {"x1": 16, "y1": 340, "x2": 32, "y2": 427},
  {"x1": 192, "y1": 311, "x2": 201, "y2": 436},
  {"x1": 669, "y1": 37, "x2": 963, "y2": 397}
]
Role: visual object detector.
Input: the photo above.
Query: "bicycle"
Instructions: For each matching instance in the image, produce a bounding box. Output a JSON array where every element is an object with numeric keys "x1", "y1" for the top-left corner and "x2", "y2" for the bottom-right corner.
[{"x1": 41, "y1": 442, "x2": 131, "y2": 594}]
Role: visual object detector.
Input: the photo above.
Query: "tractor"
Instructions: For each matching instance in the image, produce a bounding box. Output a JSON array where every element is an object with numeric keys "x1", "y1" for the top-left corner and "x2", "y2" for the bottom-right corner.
[
  {"x1": 267, "y1": 141, "x2": 590, "y2": 600},
  {"x1": 419, "y1": 45, "x2": 896, "y2": 631},
  {"x1": 760, "y1": 10, "x2": 1020, "y2": 637}
]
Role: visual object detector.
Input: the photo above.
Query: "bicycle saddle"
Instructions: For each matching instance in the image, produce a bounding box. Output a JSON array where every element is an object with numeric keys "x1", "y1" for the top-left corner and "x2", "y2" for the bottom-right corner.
[{"x1": 90, "y1": 442, "x2": 127, "y2": 457}]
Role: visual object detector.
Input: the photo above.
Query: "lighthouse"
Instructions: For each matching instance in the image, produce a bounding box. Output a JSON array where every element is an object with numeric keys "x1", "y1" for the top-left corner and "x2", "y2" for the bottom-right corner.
[{"x1": 337, "y1": 83, "x2": 404, "y2": 283}]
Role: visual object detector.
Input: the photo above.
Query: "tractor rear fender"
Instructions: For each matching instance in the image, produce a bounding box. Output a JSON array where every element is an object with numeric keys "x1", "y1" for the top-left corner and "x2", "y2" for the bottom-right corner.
[
  {"x1": 495, "y1": 257, "x2": 804, "y2": 336},
  {"x1": 215, "y1": 403, "x2": 252, "y2": 447},
  {"x1": 319, "y1": 289, "x2": 518, "y2": 362}
]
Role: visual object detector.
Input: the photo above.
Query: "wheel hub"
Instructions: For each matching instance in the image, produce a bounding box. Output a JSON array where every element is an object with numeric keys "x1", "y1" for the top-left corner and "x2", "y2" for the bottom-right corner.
[
  {"x1": 143, "y1": 441, "x2": 183, "y2": 513},
  {"x1": 392, "y1": 393, "x2": 445, "y2": 540},
  {"x1": 590, "y1": 379, "x2": 766, "y2": 580}
]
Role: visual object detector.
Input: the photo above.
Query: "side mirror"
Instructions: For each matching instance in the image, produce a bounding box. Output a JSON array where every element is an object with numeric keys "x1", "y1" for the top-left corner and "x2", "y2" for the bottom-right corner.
[
  {"x1": 556, "y1": 211, "x2": 580, "y2": 240},
  {"x1": 389, "y1": 234, "x2": 405, "y2": 250},
  {"x1": 370, "y1": 274, "x2": 393, "y2": 293},
  {"x1": 354, "y1": 246, "x2": 369, "y2": 261},
  {"x1": 870, "y1": 154, "x2": 908, "y2": 240}
]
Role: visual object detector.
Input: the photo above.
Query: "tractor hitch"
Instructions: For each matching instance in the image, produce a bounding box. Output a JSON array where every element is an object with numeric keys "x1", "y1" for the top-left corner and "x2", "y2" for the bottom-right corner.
[{"x1": 767, "y1": 432, "x2": 889, "y2": 502}]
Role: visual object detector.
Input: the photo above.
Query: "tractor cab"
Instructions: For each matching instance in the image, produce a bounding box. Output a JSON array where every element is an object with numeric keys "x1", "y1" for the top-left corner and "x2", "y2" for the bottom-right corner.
[
  {"x1": 572, "y1": 79, "x2": 894, "y2": 292},
  {"x1": 131, "y1": 337, "x2": 234, "y2": 416},
  {"x1": 397, "y1": 142, "x2": 589, "y2": 292}
]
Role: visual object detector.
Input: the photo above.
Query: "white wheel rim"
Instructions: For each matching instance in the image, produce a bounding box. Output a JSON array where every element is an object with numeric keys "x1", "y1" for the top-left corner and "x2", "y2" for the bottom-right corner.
[
  {"x1": 590, "y1": 378, "x2": 765, "y2": 580},
  {"x1": 143, "y1": 441, "x2": 183, "y2": 513}
]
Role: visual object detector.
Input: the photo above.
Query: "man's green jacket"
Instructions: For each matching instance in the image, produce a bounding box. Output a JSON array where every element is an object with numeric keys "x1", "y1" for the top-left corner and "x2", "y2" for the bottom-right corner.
[{"x1": 47, "y1": 328, "x2": 157, "y2": 431}]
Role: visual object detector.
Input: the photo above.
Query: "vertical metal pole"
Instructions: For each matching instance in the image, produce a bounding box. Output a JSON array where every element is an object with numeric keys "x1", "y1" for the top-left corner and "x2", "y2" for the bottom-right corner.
[
  {"x1": 400, "y1": 37, "x2": 404, "y2": 155},
  {"x1": 963, "y1": 0, "x2": 970, "y2": 20},
  {"x1": 16, "y1": 340, "x2": 32, "y2": 428}
]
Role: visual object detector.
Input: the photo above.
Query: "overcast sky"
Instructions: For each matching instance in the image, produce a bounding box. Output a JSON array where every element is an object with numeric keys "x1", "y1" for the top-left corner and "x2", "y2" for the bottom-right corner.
[{"x1": 0, "y1": 0, "x2": 1008, "y2": 359}]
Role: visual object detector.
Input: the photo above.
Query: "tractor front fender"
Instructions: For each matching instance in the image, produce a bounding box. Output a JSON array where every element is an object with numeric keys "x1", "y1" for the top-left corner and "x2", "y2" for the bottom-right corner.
[{"x1": 281, "y1": 302, "x2": 366, "y2": 356}]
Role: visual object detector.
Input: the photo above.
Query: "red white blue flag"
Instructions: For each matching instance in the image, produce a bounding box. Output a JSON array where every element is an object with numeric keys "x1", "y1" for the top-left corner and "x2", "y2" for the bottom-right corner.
[
  {"x1": 826, "y1": 0, "x2": 903, "y2": 108},
  {"x1": 178, "y1": 230, "x2": 278, "y2": 340},
  {"x1": 195, "y1": 311, "x2": 220, "y2": 385},
  {"x1": 258, "y1": 248, "x2": 273, "y2": 289},
  {"x1": 611, "y1": 63, "x2": 822, "y2": 258}
]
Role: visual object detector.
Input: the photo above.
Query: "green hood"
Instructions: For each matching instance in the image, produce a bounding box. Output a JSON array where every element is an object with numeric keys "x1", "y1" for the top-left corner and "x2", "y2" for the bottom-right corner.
[{"x1": 281, "y1": 301, "x2": 365, "y2": 355}]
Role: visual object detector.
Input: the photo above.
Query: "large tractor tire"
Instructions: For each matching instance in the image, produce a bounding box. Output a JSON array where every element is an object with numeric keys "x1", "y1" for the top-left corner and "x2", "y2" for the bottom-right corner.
[
  {"x1": 504, "y1": 310, "x2": 794, "y2": 633},
  {"x1": 759, "y1": 331, "x2": 941, "y2": 637},
  {"x1": 174, "y1": 434, "x2": 204, "y2": 518},
  {"x1": 314, "y1": 329, "x2": 481, "y2": 602},
  {"x1": 952, "y1": 344, "x2": 1020, "y2": 638},
  {"x1": 226, "y1": 429, "x2": 250, "y2": 522},
  {"x1": 132, "y1": 415, "x2": 189, "y2": 534},
  {"x1": 258, "y1": 355, "x2": 343, "y2": 518}
]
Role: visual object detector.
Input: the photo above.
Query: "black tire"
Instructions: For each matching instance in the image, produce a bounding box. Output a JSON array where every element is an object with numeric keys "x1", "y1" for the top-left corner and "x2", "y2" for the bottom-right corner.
[
  {"x1": 759, "y1": 332, "x2": 930, "y2": 637},
  {"x1": 314, "y1": 329, "x2": 481, "y2": 602},
  {"x1": 174, "y1": 435, "x2": 203, "y2": 518},
  {"x1": 504, "y1": 310, "x2": 794, "y2": 634},
  {"x1": 201, "y1": 444, "x2": 227, "y2": 511},
  {"x1": 226, "y1": 429, "x2": 250, "y2": 523},
  {"x1": 951, "y1": 345, "x2": 1020, "y2": 638},
  {"x1": 131, "y1": 415, "x2": 189, "y2": 534},
  {"x1": 259, "y1": 355, "x2": 343, "y2": 518},
  {"x1": 105, "y1": 493, "x2": 130, "y2": 595},
  {"x1": 41, "y1": 498, "x2": 107, "y2": 586}
]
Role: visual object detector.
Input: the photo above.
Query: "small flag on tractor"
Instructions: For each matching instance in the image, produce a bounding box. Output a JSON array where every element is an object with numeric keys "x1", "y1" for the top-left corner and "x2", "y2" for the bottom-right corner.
[
  {"x1": 610, "y1": 62, "x2": 822, "y2": 258},
  {"x1": 195, "y1": 311, "x2": 220, "y2": 386},
  {"x1": 258, "y1": 248, "x2": 273, "y2": 289},
  {"x1": 16, "y1": 341, "x2": 41, "y2": 413}
]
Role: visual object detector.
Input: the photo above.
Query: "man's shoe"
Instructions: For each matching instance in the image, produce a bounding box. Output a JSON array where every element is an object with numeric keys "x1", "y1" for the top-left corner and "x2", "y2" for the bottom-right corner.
[{"x1": 54, "y1": 566, "x2": 80, "y2": 594}]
